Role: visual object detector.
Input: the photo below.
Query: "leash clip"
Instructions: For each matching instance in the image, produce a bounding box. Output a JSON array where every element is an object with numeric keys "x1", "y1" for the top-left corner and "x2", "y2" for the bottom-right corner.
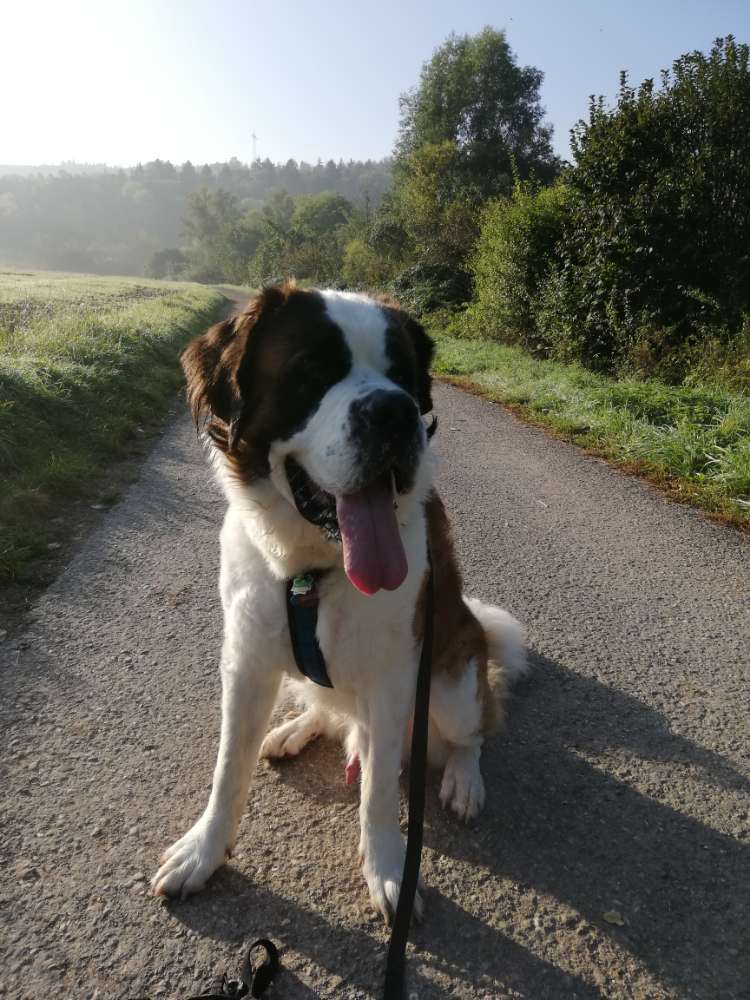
[
  {"x1": 290, "y1": 573, "x2": 318, "y2": 607},
  {"x1": 187, "y1": 939, "x2": 280, "y2": 999}
]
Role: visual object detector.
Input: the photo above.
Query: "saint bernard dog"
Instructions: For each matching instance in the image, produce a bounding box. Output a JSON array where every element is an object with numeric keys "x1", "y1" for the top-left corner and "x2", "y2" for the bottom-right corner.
[{"x1": 151, "y1": 283, "x2": 526, "y2": 920}]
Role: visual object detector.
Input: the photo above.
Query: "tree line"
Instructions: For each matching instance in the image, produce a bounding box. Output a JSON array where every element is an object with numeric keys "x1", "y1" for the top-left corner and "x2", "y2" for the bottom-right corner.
[
  {"x1": 196, "y1": 28, "x2": 748, "y2": 385},
  {"x1": 176, "y1": 29, "x2": 561, "y2": 292},
  {"x1": 0, "y1": 158, "x2": 391, "y2": 277}
]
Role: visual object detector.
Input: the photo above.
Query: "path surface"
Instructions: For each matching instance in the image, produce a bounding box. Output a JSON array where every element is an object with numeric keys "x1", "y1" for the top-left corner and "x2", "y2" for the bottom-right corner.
[{"x1": 1, "y1": 380, "x2": 749, "y2": 999}]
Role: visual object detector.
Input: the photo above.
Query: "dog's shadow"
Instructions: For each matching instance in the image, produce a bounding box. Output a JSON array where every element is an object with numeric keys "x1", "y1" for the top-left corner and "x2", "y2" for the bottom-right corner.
[
  {"x1": 167, "y1": 649, "x2": 749, "y2": 999},
  {"x1": 422, "y1": 650, "x2": 749, "y2": 998},
  {"x1": 169, "y1": 861, "x2": 604, "y2": 1000}
]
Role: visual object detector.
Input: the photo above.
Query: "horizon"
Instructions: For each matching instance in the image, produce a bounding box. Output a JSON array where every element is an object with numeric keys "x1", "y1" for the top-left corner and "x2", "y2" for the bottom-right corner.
[{"x1": 2, "y1": 0, "x2": 748, "y2": 168}]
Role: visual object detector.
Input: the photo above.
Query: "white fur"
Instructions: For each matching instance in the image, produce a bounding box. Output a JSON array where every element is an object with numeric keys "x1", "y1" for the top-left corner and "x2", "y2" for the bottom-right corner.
[
  {"x1": 320, "y1": 289, "x2": 389, "y2": 369},
  {"x1": 151, "y1": 292, "x2": 527, "y2": 920},
  {"x1": 465, "y1": 597, "x2": 528, "y2": 682}
]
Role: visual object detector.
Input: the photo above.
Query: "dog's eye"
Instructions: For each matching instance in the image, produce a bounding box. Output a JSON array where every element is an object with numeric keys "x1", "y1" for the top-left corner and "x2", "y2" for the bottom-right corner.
[
  {"x1": 284, "y1": 353, "x2": 317, "y2": 378},
  {"x1": 283, "y1": 354, "x2": 334, "y2": 393},
  {"x1": 387, "y1": 362, "x2": 415, "y2": 394}
]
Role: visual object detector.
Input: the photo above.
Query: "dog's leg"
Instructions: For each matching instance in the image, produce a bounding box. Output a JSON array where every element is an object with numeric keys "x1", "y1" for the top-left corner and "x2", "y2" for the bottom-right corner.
[
  {"x1": 260, "y1": 705, "x2": 326, "y2": 759},
  {"x1": 430, "y1": 657, "x2": 487, "y2": 822},
  {"x1": 151, "y1": 646, "x2": 280, "y2": 899},
  {"x1": 358, "y1": 684, "x2": 423, "y2": 922}
]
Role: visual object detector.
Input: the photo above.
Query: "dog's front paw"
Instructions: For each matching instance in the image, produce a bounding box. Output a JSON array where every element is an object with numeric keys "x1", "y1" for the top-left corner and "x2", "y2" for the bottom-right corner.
[
  {"x1": 360, "y1": 830, "x2": 424, "y2": 924},
  {"x1": 151, "y1": 818, "x2": 231, "y2": 899},
  {"x1": 260, "y1": 709, "x2": 321, "y2": 759},
  {"x1": 440, "y1": 747, "x2": 485, "y2": 822}
]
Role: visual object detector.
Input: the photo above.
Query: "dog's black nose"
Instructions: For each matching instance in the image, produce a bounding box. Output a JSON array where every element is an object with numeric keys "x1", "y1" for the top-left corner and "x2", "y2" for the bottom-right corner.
[{"x1": 349, "y1": 389, "x2": 418, "y2": 438}]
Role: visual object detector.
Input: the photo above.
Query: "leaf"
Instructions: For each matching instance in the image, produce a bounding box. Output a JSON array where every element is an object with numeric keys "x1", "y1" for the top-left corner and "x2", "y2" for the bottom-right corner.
[{"x1": 603, "y1": 910, "x2": 625, "y2": 926}]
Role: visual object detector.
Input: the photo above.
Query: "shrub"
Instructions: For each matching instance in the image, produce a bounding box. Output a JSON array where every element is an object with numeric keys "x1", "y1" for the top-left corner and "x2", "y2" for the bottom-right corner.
[
  {"x1": 389, "y1": 262, "x2": 471, "y2": 315},
  {"x1": 341, "y1": 239, "x2": 393, "y2": 289},
  {"x1": 545, "y1": 36, "x2": 750, "y2": 376},
  {"x1": 468, "y1": 180, "x2": 569, "y2": 350}
]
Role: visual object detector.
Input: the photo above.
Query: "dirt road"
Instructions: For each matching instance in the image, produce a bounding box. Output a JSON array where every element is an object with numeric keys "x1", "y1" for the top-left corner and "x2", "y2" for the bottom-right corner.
[{"x1": 1, "y1": 375, "x2": 748, "y2": 998}]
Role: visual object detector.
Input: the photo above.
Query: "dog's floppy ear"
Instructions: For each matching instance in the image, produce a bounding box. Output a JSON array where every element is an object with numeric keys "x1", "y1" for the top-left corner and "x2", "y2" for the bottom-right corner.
[
  {"x1": 180, "y1": 285, "x2": 288, "y2": 452},
  {"x1": 181, "y1": 315, "x2": 237, "y2": 432},
  {"x1": 403, "y1": 315, "x2": 435, "y2": 415}
]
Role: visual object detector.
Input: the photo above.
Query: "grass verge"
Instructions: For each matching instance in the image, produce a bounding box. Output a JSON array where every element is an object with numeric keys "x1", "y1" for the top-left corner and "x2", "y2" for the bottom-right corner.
[
  {"x1": 0, "y1": 271, "x2": 227, "y2": 582},
  {"x1": 426, "y1": 321, "x2": 750, "y2": 530}
]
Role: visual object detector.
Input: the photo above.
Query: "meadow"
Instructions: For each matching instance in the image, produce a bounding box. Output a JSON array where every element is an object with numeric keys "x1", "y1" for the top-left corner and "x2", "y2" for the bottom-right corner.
[
  {"x1": 0, "y1": 271, "x2": 226, "y2": 582},
  {"x1": 428, "y1": 321, "x2": 750, "y2": 529}
]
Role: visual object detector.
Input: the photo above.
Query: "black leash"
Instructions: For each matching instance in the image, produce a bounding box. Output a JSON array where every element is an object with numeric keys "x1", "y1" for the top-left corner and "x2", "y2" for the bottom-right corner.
[{"x1": 383, "y1": 553, "x2": 434, "y2": 999}]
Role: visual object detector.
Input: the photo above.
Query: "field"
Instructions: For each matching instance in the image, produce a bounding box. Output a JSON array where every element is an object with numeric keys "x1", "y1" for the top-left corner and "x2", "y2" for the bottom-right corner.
[
  {"x1": 428, "y1": 321, "x2": 750, "y2": 529},
  {"x1": 0, "y1": 271, "x2": 227, "y2": 582}
]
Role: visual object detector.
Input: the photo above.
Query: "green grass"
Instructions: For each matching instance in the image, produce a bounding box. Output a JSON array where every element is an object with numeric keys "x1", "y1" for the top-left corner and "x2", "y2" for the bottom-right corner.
[
  {"x1": 214, "y1": 282, "x2": 254, "y2": 297},
  {"x1": 426, "y1": 320, "x2": 750, "y2": 527},
  {"x1": 0, "y1": 271, "x2": 227, "y2": 581}
]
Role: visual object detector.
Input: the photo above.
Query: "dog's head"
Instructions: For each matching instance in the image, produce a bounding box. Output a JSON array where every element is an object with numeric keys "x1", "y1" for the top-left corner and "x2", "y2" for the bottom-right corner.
[{"x1": 182, "y1": 283, "x2": 435, "y2": 595}]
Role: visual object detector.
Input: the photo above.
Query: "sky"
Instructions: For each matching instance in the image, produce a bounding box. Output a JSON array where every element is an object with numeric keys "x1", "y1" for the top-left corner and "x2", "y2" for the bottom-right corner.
[{"x1": 2, "y1": 0, "x2": 749, "y2": 167}]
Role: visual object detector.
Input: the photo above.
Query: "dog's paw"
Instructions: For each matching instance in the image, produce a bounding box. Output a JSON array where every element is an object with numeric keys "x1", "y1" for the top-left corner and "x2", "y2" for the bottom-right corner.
[
  {"x1": 260, "y1": 710, "x2": 321, "y2": 759},
  {"x1": 360, "y1": 830, "x2": 424, "y2": 924},
  {"x1": 150, "y1": 819, "x2": 230, "y2": 899},
  {"x1": 440, "y1": 748, "x2": 486, "y2": 822}
]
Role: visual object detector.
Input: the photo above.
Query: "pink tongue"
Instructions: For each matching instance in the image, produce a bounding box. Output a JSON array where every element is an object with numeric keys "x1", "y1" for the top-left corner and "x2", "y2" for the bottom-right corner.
[{"x1": 336, "y1": 475, "x2": 408, "y2": 595}]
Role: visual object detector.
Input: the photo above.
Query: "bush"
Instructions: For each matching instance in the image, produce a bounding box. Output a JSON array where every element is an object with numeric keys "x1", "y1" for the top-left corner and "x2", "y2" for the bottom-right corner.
[
  {"x1": 389, "y1": 262, "x2": 471, "y2": 315},
  {"x1": 468, "y1": 180, "x2": 569, "y2": 350},
  {"x1": 544, "y1": 36, "x2": 750, "y2": 376},
  {"x1": 341, "y1": 239, "x2": 393, "y2": 289},
  {"x1": 394, "y1": 141, "x2": 482, "y2": 272}
]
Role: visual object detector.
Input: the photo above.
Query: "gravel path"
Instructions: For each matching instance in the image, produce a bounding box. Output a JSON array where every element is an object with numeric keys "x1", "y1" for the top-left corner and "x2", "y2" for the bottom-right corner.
[{"x1": 1, "y1": 381, "x2": 748, "y2": 1000}]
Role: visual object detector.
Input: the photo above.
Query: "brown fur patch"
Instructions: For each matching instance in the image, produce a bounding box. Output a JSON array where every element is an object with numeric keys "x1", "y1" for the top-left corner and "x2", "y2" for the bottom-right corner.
[
  {"x1": 180, "y1": 282, "x2": 350, "y2": 483},
  {"x1": 415, "y1": 491, "x2": 505, "y2": 734}
]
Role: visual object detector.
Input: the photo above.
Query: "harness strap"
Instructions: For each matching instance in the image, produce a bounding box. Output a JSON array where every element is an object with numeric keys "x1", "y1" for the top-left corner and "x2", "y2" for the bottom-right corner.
[
  {"x1": 383, "y1": 553, "x2": 434, "y2": 999},
  {"x1": 286, "y1": 572, "x2": 333, "y2": 688}
]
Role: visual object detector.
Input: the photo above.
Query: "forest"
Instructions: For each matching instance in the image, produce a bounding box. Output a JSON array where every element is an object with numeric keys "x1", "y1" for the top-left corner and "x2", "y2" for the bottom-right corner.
[{"x1": 0, "y1": 157, "x2": 391, "y2": 277}]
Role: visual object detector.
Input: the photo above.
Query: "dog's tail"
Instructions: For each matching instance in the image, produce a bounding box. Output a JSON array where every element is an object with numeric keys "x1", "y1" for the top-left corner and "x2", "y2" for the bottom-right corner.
[{"x1": 464, "y1": 597, "x2": 528, "y2": 685}]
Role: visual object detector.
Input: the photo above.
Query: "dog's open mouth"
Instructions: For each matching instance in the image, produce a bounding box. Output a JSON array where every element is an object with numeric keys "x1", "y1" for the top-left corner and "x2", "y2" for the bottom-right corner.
[{"x1": 285, "y1": 457, "x2": 408, "y2": 596}]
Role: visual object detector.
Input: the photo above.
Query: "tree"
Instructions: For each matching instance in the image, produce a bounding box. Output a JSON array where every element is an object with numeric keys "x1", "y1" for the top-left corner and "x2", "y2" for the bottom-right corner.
[
  {"x1": 247, "y1": 191, "x2": 353, "y2": 287},
  {"x1": 292, "y1": 192, "x2": 352, "y2": 239},
  {"x1": 342, "y1": 238, "x2": 392, "y2": 288},
  {"x1": 394, "y1": 141, "x2": 479, "y2": 267},
  {"x1": 397, "y1": 27, "x2": 559, "y2": 196},
  {"x1": 145, "y1": 247, "x2": 188, "y2": 279},
  {"x1": 182, "y1": 189, "x2": 249, "y2": 282},
  {"x1": 379, "y1": 27, "x2": 559, "y2": 307},
  {"x1": 180, "y1": 161, "x2": 198, "y2": 188}
]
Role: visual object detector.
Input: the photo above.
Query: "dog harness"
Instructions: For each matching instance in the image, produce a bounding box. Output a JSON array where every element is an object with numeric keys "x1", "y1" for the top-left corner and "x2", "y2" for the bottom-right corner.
[{"x1": 285, "y1": 571, "x2": 333, "y2": 688}]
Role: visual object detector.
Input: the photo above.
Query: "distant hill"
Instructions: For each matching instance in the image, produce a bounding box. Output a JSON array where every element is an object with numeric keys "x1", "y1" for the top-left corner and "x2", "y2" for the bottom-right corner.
[
  {"x1": 0, "y1": 158, "x2": 392, "y2": 276},
  {"x1": 0, "y1": 162, "x2": 122, "y2": 177}
]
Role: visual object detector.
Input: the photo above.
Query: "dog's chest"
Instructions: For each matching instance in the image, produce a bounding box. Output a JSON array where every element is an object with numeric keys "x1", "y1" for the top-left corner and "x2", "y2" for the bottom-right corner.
[{"x1": 311, "y1": 575, "x2": 416, "y2": 691}]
